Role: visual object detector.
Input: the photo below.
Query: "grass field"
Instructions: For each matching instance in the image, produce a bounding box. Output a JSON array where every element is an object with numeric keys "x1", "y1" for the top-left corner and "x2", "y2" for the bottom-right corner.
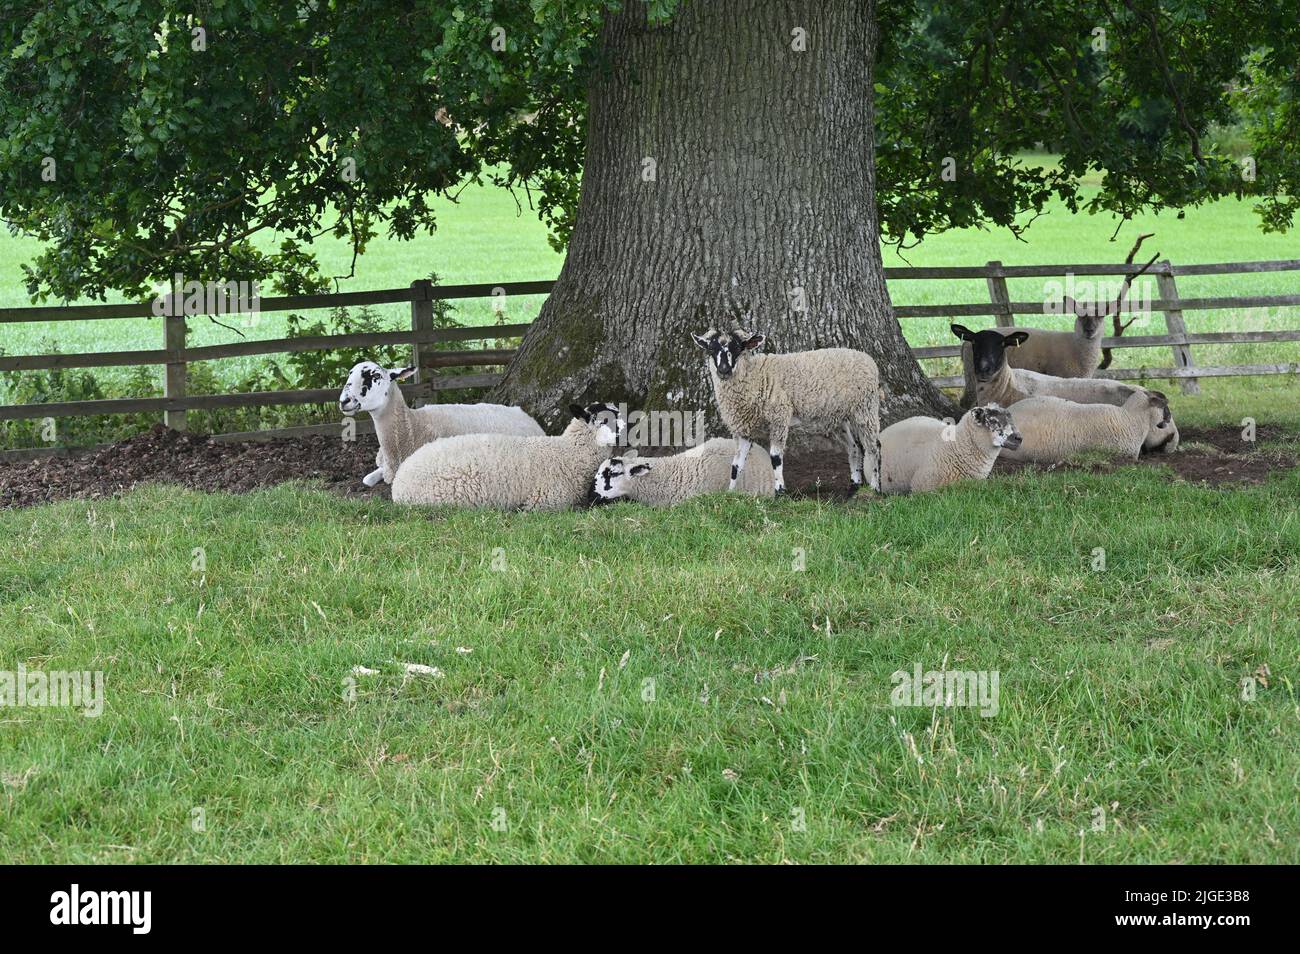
[
  {"x1": 2, "y1": 163, "x2": 1298, "y2": 863},
  {"x1": 1, "y1": 415, "x2": 1296, "y2": 862}
]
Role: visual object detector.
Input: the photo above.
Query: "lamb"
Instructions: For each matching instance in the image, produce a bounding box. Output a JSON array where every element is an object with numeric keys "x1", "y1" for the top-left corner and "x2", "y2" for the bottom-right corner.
[
  {"x1": 390, "y1": 402, "x2": 623, "y2": 510},
  {"x1": 879, "y1": 405, "x2": 1021, "y2": 494},
  {"x1": 958, "y1": 299, "x2": 1105, "y2": 407},
  {"x1": 338, "y1": 360, "x2": 543, "y2": 486},
  {"x1": 692, "y1": 328, "x2": 881, "y2": 495},
  {"x1": 998, "y1": 390, "x2": 1176, "y2": 463},
  {"x1": 591, "y1": 438, "x2": 775, "y2": 506},
  {"x1": 951, "y1": 325, "x2": 1142, "y2": 408}
]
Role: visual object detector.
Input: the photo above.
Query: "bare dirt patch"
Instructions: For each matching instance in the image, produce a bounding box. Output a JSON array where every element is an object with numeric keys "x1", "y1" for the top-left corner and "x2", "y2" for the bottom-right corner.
[
  {"x1": 0, "y1": 425, "x2": 389, "y2": 510},
  {"x1": 1, "y1": 421, "x2": 1295, "y2": 510}
]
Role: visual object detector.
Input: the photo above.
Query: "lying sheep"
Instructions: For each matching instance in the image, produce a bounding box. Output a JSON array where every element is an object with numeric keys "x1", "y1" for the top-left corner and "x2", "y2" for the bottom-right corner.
[
  {"x1": 338, "y1": 360, "x2": 543, "y2": 486},
  {"x1": 951, "y1": 325, "x2": 1141, "y2": 408},
  {"x1": 592, "y1": 438, "x2": 775, "y2": 506},
  {"x1": 999, "y1": 390, "x2": 1175, "y2": 463},
  {"x1": 880, "y1": 405, "x2": 1021, "y2": 494},
  {"x1": 391, "y1": 402, "x2": 622, "y2": 510},
  {"x1": 958, "y1": 299, "x2": 1106, "y2": 407},
  {"x1": 692, "y1": 328, "x2": 880, "y2": 495}
]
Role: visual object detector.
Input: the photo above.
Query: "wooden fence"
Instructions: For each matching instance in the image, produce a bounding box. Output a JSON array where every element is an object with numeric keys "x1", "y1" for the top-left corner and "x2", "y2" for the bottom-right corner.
[{"x1": 2, "y1": 259, "x2": 1298, "y2": 460}]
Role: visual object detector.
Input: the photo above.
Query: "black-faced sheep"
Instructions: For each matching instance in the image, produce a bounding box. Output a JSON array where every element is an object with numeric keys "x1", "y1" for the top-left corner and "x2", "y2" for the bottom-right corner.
[
  {"x1": 958, "y1": 299, "x2": 1107, "y2": 407},
  {"x1": 951, "y1": 325, "x2": 1141, "y2": 408}
]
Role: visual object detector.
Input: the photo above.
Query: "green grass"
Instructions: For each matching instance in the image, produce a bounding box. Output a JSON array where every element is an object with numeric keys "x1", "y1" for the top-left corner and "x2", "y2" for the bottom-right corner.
[
  {"x1": 2, "y1": 161, "x2": 1299, "y2": 862},
  {"x1": 1, "y1": 435, "x2": 1296, "y2": 862}
]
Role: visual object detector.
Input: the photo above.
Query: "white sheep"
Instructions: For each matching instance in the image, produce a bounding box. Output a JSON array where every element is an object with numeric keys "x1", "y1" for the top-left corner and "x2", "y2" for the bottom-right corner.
[
  {"x1": 338, "y1": 360, "x2": 543, "y2": 486},
  {"x1": 390, "y1": 402, "x2": 622, "y2": 510},
  {"x1": 958, "y1": 300, "x2": 1106, "y2": 407},
  {"x1": 951, "y1": 325, "x2": 1141, "y2": 408},
  {"x1": 880, "y1": 405, "x2": 1021, "y2": 494},
  {"x1": 998, "y1": 390, "x2": 1176, "y2": 463},
  {"x1": 591, "y1": 438, "x2": 775, "y2": 506},
  {"x1": 692, "y1": 328, "x2": 881, "y2": 495}
]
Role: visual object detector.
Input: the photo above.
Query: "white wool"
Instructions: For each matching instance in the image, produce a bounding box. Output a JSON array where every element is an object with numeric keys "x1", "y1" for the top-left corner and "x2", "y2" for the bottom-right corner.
[
  {"x1": 391, "y1": 415, "x2": 617, "y2": 511},
  {"x1": 593, "y1": 438, "x2": 774, "y2": 506}
]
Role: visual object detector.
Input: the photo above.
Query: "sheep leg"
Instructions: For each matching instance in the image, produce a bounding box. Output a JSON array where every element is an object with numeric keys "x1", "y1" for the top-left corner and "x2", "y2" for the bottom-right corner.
[
  {"x1": 767, "y1": 419, "x2": 790, "y2": 495},
  {"x1": 728, "y1": 438, "x2": 753, "y2": 491},
  {"x1": 362, "y1": 467, "x2": 385, "y2": 487},
  {"x1": 853, "y1": 393, "x2": 882, "y2": 493},
  {"x1": 843, "y1": 422, "x2": 864, "y2": 486}
]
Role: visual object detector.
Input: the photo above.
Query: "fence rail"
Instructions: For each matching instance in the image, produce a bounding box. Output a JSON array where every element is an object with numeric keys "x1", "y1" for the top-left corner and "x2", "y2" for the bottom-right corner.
[{"x1": 2, "y1": 259, "x2": 1298, "y2": 459}]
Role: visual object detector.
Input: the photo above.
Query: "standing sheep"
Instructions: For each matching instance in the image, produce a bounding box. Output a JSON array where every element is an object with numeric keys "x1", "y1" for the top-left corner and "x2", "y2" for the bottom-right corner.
[
  {"x1": 951, "y1": 325, "x2": 1142, "y2": 408},
  {"x1": 691, "y1": 328, "x2": 881, "y2": 495},
  {"x1": 591, "y1": 438, "x2": 775, "y2": 506},
  {"x1": 338, "y1": 360, "x2": 543, "y2": 486},
  {"x1": 391, "y1": 402, "x2": 623, "y2": 510},
  {"x1": 879, "y1": 405, "x2": 1021, "y2": 494},
  {"x1": 998, "y1": 390, "x2": 1176, "y2": 463}
]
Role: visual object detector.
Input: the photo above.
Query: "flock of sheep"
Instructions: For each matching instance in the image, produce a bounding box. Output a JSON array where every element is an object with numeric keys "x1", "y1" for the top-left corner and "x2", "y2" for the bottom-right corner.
[{"x1": 336, "y1": 304, "x2": 1179, "y2": 510}]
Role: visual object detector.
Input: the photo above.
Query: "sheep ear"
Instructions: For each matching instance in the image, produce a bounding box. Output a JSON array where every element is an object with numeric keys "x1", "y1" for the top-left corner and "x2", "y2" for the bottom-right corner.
[
  {"x1": 741, "y1": 332, "x2": 766, "y2": 351},
  {"x1": 569, "y1": 403, "x2": 589, "y2": 421},
  {"x1": 390, "y1": 366, "x2": 416, "y2": 381},
  {"x1": 950, "y1": 324, "x2": 974, "y2": 341},
  {"x1": 691, "y1": 333, "x2": 715, "y2": 351},
  {"x1": 1006, "y1": 331, "x2": 1030, "y2": 348},
  {"x1": 630, "y1": 462, "x2": 652, "y2": 476}
]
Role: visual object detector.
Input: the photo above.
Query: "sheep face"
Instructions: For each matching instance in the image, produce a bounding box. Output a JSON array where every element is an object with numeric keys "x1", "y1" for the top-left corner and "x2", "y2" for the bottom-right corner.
[
  {"x1": 1140, "y1": 390, "x2": 1178, "y2": 452},
  {"x1": 568, "y1": 402, "x2": 625, "y2": 446},
  {"x1": 951, "y1": 325, "x2": 1029, "y2": 381},
  {"x1": 339, "y1": 361, "x2": 415, "y2": 414},
  {"x1": 592, "y1": 455, "x2": 652, "y2": 501},
  {"x1": 1065, "y1": 297, "x2": 1106, "y2": 340},
  {"x1": 970, "y1": 404, "x2": 1022, "y2": 450},
  {"x1": 691, "y1": 328, "x2": 765, "y2": 380}
]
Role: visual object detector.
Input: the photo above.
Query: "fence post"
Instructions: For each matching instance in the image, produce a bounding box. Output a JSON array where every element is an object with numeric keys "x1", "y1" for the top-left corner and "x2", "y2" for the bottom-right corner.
[
  {"x1": 163, "y1": 314, "x2": 187, "y2": 430},
  {"x1": 1156, "y1": 259, "x2": 1200, "y2": 395},
  {"x1": 410, "y1": 279, "x2": 435, "y2": 405},
  {"x1": 985, "y1": 260, "x2": 1014, "y2": 327}
]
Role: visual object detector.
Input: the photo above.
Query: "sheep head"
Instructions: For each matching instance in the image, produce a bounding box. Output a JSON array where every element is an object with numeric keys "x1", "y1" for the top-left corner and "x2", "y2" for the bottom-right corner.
[
  {"x1": 591, "y1": 455, "x2": 653, "y2": 502},
  {"x1": 691, "y1": 328, "x2": 765, "y2": 379},
  {"x1": 1138, "y1": 390, "x2": 1178, "y2": 453},
  {"x1": 339, "y1": 361, "x2": 415, "y2": 414},
  {"x1": 951, "y1": 325, "x2": 1029, "y2": 381},
  {"x1": 567, "y1": 401, "x2": 625, "y2": 446},
  {"x1": 970, "y1": 403, "x2": 1022, "y2": 450}
]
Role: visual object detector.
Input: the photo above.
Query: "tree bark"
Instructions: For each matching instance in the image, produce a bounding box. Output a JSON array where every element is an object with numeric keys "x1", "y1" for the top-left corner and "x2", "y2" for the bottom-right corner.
[{"x1": 494, "y1": 0, "x2": 954, "y2": 431}]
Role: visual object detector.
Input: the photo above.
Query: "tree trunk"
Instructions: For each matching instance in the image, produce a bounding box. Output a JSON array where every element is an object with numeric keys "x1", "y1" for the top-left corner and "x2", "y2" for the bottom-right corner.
[{"x1": 494, "y1": 0, "x2": 954, "y2": 432}]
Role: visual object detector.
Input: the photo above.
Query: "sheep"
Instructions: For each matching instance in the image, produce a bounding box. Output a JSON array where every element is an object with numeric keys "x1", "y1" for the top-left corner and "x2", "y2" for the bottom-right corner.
[
  {"x1": 591, "y1": 438, "x2": 775, "y2": 506},
  {"x1": 338, "y1": 360, "x2": 543, "y2": 486},
  {"x1": 691, "y1": 328, "x2": 881, "y2": 495},
  {"x1": 879, "y1": 405, "x2": 1021, "y2": 494},
  {"x1": 958, "y1": 299, "x2": 1106, "y2": 407},
  {"x1": 998, "y1": 390, "x2": 1175, "y2": 463},
  {"x1": 390, "y1": 402, "x2": 623, "y2": 510},
  {"x1": 951, "y1": 325, "x2": 1142, "y2": 408}
]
